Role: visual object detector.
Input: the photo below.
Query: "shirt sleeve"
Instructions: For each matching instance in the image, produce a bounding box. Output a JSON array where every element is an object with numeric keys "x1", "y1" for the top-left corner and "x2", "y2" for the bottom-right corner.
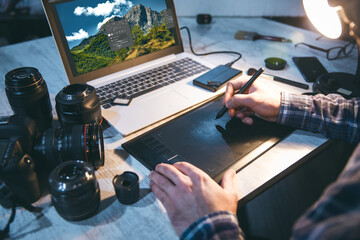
[
  {"x1": 180, "y1": 211, "x2": 245, "y2": 240},
  {"x1": 292, "y1": 143, "x2": 360, "y2": 240},
  {"x1": 278, "y1": 93, "x2": 360, "y2": 144}
]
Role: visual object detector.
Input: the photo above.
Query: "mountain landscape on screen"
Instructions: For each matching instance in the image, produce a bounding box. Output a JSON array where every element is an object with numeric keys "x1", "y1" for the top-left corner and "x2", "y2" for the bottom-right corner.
[{"x1": 70, "y1": 4, "x2": 175, "y2": 75}]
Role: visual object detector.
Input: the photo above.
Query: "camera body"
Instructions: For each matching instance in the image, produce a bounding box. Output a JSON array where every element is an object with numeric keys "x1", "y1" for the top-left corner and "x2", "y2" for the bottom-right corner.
[
  {"x1": 0, "y1": 115, "x2": 41, "y2": 204},
  {"x1": 0, "y1": 114, "x2": 104, "y2": 207},
  {"x1": 1, "y1": 69, "x2": 104, "y2": 221}
]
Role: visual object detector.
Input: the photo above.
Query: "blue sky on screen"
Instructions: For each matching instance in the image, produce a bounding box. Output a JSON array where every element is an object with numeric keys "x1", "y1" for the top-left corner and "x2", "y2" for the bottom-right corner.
[{"x1": 56, "y1": 0, "x2": 167, "y2": 49}]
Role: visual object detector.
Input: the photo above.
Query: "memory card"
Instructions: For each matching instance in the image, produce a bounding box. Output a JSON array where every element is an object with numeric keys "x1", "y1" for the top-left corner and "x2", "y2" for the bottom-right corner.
[{"x1": 113, "y1": 96, "x2": 133, "y2": 106}]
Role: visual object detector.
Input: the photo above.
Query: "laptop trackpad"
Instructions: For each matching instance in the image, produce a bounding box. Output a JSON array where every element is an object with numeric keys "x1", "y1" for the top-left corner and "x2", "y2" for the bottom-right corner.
[
  {"x1": 138, "y1": 89, "x2": 191, "y2": 114},
  {"x1": 104, "y1": 90, "x2": 193, "y2": 136}
]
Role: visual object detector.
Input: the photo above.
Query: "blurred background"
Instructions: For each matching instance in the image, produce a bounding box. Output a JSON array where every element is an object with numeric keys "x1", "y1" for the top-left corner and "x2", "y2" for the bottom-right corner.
[{"x1": 0, "y1": 0, "x2": 313, "y2": 46}]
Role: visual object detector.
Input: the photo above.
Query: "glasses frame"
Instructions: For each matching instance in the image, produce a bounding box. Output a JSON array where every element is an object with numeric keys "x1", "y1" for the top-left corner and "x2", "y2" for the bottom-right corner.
[{"x1": 294, "y1": 41, "x2": 355, "y2": 60}]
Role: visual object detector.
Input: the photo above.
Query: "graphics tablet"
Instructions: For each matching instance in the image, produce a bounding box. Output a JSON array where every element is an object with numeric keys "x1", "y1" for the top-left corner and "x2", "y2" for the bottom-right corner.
[{"x1": 122, "y1": 96, "x2": 293, "y2": 182}]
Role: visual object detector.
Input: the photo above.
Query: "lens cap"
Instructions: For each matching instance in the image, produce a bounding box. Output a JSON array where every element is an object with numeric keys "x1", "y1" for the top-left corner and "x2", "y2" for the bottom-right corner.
[
  {"x1": 113, "y1": 171, "x2": 139, "y2": 205},
  {"x1": 265, "y1": 57, "x2": 287, "y2": 70},
  {"x1": 5, "y1": 67, "x2": 53, "y2": 130},
  {"x1": 5, "y1": 67, "x2": 42, "y2": 90}
]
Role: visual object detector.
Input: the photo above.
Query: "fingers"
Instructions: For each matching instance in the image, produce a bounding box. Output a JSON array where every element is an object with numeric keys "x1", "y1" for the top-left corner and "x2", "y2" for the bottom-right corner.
[
  {"x1": 221, "y1": 169, "x2": 237, "y2": 192},
  {"x1": 150, "y1": 162, "x2": 202, "y2": 211},
  {"x1": 150, "y1": 181, "x2": 171, "y2": 207},
  {"x1": 154, "y1": 163, "x2": 185, "y2": 186},
  {"x1": 234, "y1": 108, "x2": 254, "y2": 125},
  {"x1": 240, "y1": 117, "x2": 254, "y2": 125},
  {"x1": 150, "y1": 167, "x2": 177, "y2": 194},
  {"x1": 149, "y1": 163, "x2": 189, "y2": 201},
  {"x1": 223, "y1": 79, "x2": 246, "y2": 106},
  {"x1": 223, "y1": 82, "x2": 235, "y2": 105},
  {"x1": 225, "y1": 94, "x2": 255, "y2": 110},
  {"x1": 227, "y1": 108, "x2": 235, "y2": 118},
  {"x1": 173, "y1": 162, "x2": 205, "y2": 179}
]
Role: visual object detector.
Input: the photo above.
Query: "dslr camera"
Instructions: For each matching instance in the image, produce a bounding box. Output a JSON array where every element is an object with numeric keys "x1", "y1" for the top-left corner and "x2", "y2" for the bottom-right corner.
[
  {"x1": 0, "y1": 115, "x2": 104, "y2": 206},
  {"x1": 0, "y1": 67, "x2": 104, "y2": 207},
  {"x1": 0, "y1": 115, "x2": 41, "y2": 205}
]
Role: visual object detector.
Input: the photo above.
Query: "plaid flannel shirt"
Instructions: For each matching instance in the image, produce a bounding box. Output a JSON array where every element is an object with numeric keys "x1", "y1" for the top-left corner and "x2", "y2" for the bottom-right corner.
[
  {"x1": 180, "y1": 93, "x2": 360, "y2": 240},
  {"x1": 278, "y1": 93, "x2": 360, "y2": 144}
]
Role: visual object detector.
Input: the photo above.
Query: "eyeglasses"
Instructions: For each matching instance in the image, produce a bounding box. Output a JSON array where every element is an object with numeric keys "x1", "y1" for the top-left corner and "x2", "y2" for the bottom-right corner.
[{"x1": 294, "y1": 41, "x2": 355, "y2": 60}]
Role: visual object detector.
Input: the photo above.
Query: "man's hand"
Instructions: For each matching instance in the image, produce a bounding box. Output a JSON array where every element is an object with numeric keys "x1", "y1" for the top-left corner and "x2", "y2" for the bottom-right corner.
[
  {"x1": 223, "y1": 78, "x2": 282, "y2": 125},
  {"x1": 149, "y1": 162, "x2": 238, "y2": 236}
]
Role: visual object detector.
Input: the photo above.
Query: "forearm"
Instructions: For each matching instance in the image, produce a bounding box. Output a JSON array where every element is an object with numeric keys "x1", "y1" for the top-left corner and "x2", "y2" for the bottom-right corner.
[
  {"x1": 292, "y1": 144, "x2": 360, "y2": 240},
  {"x1": 278, "y1": 93, "x2": 360, "y2": 144},
  {"x1": 180, "y1": 211, "x2": 245, "y2": 240}
]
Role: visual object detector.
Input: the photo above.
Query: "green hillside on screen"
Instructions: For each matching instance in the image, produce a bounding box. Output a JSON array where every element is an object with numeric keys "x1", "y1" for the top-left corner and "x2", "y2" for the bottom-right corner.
[{"x1": 71, "y1": 23, "x2": 175, "y2": 75}]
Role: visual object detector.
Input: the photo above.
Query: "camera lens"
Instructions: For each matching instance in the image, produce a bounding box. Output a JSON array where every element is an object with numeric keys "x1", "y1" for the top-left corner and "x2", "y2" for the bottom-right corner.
[
  {"x1": 113, "y1": 171, "x2": 139, "y2": 205},
  {"x1": 55, "y1": 84, "x2": 102, "y2": 127},
  {"x1": 33, "y1": 123, "x2": 104, "y2": 170},
  {"x1": 5, "y1": 67, "x2": 52, "y2": 130},
  {"x1": 48, "y1": 161, "x2": 100, "y2": 221}
]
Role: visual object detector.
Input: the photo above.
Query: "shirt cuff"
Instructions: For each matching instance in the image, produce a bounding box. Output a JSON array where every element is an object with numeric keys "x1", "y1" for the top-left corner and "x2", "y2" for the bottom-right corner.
[
  {"x1": 180, "y1": 211, "x2": 244, "y2": 240},
  {"x1": 278, "y1": 92, "x2": 311, "y2": 129}
]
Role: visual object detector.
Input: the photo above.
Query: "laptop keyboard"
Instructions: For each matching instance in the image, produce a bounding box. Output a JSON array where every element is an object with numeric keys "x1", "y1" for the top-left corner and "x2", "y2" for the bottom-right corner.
[{"x1": 95, "y1": 58, "x2": 210, "y2": 109}]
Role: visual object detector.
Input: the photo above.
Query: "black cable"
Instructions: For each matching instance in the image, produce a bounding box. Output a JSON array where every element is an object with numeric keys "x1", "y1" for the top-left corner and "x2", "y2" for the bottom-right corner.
[
  {"x1": 0, "y1": 202, "x2": 16, "y2": 240},
  {"x1": 180, "y1": 26, "x2": 242, "y2": 67},
  {"x1": 0, "y1": 195, "x2": 42, "y2": 239}
]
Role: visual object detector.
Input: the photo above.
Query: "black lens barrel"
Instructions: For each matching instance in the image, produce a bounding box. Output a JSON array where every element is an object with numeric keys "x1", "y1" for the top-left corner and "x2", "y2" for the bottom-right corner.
[
  {"x1": 55, "y1": 84, "x2": 102, "y2": 127},
  {"x1": 48, "y1": 161, "x2": 100, "y2": 221},
  {"x1": 5, "y1": 67, "x2": 52, "y2": 130},
  {"x1": 33, "y1": 124, "x2": 104, "y2": 170}
]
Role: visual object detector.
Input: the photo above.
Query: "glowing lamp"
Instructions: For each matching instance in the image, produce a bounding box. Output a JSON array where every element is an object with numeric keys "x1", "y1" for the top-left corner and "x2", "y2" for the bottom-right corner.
[{"x1": 303, "y1": 0, "x2": 360, "y2": 98}]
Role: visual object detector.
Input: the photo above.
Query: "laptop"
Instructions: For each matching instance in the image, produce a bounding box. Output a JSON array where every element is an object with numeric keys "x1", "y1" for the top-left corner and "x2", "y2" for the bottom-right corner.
[{"x1": 41, "y1": 0, "x2": 223, "y2": 136}]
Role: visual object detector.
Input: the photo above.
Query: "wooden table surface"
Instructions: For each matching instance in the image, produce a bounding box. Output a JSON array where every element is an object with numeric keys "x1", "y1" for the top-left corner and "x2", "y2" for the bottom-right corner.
[{"x1": 0, "y1": 17, "x2": 357, "y2": 239}]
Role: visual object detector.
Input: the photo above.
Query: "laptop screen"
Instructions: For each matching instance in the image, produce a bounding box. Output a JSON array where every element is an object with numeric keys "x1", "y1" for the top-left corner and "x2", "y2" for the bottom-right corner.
[{"x1": 42, "y1": 0, "x2": 183, "y2": 84}]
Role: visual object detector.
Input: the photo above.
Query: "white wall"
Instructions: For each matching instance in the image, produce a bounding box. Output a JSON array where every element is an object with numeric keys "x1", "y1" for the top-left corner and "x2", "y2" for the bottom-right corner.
[{"x1": 174, "y1": 0, "x2": 305, "y2": 17}]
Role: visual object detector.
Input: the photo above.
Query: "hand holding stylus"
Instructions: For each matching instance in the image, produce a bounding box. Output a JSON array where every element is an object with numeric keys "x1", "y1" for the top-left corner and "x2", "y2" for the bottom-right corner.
[
  {"x1": 221, "y1": 68, "x2": 282, "y2": 125},
  {"x1": 216, "y1": 68, "x2": 264, "y2": 120}
]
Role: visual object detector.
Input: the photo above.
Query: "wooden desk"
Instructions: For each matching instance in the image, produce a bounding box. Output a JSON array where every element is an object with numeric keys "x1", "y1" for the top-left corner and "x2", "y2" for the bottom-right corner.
[{"x1": 0, "y1": 17, "x2": 357, "y2": 239}]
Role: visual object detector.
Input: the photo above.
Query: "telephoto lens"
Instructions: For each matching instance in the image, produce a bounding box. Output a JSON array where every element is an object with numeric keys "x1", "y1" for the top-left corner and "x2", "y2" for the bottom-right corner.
[
  {"x1": 5, "y1": 67, "x2": 53, "y2": 130},
  {"x1": 33, "y1": 123, "x2": 104, "y2": 171},
  {"x1": 55, "y1": 84, "x2": 102, "y2": 126},
  {"x1": 48, "y1": 161, "x2": 100, "y2": 221}
]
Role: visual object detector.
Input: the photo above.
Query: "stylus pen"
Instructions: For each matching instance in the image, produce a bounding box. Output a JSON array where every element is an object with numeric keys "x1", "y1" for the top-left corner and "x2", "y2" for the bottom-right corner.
[
  {"x1": 263, "y1": 73, "x2": 309, "y2": 90},
  {"x1": 247, "y1": 68, "x2": 309, "y2": 90},
  {"x1": 215, "y1": 67, "x2": 264, "y2": 120}
]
